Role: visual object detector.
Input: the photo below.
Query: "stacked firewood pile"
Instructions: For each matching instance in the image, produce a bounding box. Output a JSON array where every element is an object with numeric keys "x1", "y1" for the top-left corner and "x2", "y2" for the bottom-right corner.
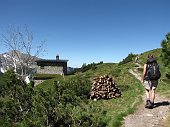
[{"x1": 90, "y1": 75, "x2": 121, "y2": 100}]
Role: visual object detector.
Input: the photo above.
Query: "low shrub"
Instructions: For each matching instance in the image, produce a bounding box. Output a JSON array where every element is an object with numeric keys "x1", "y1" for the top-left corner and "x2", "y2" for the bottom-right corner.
[
  {"x1": 33, "y1": 74, "x2": 63, "y2": 80},
  {"x1": 119, "y1": 53, "x2": 137, "y2": 65}
]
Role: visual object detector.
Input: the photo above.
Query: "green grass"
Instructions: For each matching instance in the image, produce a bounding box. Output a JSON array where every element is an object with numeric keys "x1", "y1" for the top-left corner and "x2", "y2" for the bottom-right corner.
[
  {"x1": 35, "y1": 47, "x2": 170, "y2": 127},
  {"x1": 157, "y1": 80, "x2": 170, "y2": 98},
  {"x1": 138, "y1": 48, "x2": 162, "y2": 65},
  {"x1": 33, "y1": 73, "x2": 64, "y2": 80},
  {"x1": 37, "y1": 62, "x2": 144, "y2": 127}
]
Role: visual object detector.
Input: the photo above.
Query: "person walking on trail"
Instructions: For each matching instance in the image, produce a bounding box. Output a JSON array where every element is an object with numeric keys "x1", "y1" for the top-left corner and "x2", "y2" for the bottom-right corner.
[
  {"x1": 141, "y1": 55, "x2": 161, "y2": 109},
  {"x1": 135, "y1": 55, "x2": 139, "y2": 63}
]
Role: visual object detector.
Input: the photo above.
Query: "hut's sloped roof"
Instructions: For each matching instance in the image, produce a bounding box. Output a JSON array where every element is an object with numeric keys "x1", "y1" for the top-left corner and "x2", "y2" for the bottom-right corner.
[
  {"x1": 36, "y1": 59, "x2": 68, "y2": 63},
  {"x1": 35, "y1": 59, "x2": 68, "y2": 66}
]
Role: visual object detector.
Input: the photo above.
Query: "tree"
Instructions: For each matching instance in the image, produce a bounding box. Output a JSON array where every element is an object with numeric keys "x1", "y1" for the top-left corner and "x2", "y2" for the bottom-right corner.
[
  {"x1": 161, "y1": 33, "x2": 170, "y2": 79},
  {"x1": 1, "y1": 25, "x2": 45, "y2": 79},
  {"x1": 161, "y1": 33, "x2": 170, "y2": 67}
]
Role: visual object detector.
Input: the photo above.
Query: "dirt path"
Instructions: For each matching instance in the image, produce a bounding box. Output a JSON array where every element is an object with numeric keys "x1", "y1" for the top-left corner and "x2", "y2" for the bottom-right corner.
[
  {"x1": 122, "y1": 63, "x2": 170, "y2": 127},
  {"x1": 34, "y1": 80, "x2": 45, "y2": 86}
]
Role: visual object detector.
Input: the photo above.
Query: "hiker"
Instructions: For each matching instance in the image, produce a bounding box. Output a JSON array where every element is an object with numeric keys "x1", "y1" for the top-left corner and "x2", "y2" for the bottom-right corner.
[
  {"x1": 135, "y1": 55, "x2": 139, "y2": 63},
  {"x1": 141, "y1": 55, "x2": 161, "y2": 109}
]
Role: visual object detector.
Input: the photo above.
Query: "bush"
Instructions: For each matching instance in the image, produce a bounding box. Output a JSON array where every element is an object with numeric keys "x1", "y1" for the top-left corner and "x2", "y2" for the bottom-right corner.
[
  {"x1": 33, "y1": 74, "x2": 63, "y2": 80},
  {"x1": 119, "y1": 53, "x2": 137, "y2": 65},
  {"x1": 28, "y1": 76, "x2": 108, "y2": 127},
  {"x1": 54, "y1": 76, "x2": 91, "y2": 101},
  {"x1": 0, "y1": 70, "x2": 35, "y2": 126}
]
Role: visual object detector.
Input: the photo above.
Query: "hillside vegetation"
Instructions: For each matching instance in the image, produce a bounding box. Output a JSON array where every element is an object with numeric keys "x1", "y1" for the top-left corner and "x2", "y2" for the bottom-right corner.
[
  {"x1": 36, "y1": 47, "x2": 170, "y2": 127},
  {"x1": 1, "y1": 45, "x2": 170, "y2": 126},
  {"x1": 35, "y1": 59, "x2": 144, "y2": 127}
]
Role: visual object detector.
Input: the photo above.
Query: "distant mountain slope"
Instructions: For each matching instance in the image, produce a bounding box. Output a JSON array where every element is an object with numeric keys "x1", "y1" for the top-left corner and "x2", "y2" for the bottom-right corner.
[
  {"x1": 0, "y1": 50, "x2": 76, "y2": 75},
  {"x1": 0, "y1": 50, "x2": 40, "y2": 73}
]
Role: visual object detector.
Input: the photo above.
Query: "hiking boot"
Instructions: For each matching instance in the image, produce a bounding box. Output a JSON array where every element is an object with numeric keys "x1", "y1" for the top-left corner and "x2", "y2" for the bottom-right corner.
[
  {"x1": 145, "y1": 100, "x2": 152, "y2": 109},
  {"x1": 150, "y1": 102, "x2": 154, "y2": 108}
]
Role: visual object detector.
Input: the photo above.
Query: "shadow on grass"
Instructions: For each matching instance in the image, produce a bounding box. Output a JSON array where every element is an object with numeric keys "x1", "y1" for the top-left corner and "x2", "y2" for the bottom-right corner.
[
  {"x1": 118, "y1": 85, "x2": 130, "y2": 92},
  {"x1": 154, "y1": 101, "x2": 170, "y2": 108},
  {"x1": 161, "y1": 78, "x2": 170, "y2": 84}
]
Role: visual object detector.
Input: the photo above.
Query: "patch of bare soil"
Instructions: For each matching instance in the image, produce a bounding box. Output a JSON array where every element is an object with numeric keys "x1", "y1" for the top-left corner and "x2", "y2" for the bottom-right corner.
[
  {"x1": 34, "y1": 80, "x2": 45, "y2": 86},
  {"x1": 122, "y1": 63, "x2": 170, "y2": 127}
]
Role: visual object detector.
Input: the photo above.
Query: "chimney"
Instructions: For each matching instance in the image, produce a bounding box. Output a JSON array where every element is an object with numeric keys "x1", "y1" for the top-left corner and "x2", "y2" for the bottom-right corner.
[{"x1": 56, "y1": 54, "x2": 59, "y2": 61}]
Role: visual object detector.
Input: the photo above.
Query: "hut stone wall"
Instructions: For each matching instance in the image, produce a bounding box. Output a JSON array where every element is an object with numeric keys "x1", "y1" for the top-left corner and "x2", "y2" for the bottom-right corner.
[{"x1": 36, "y1": 66, "x2": 64, "y2": 74}]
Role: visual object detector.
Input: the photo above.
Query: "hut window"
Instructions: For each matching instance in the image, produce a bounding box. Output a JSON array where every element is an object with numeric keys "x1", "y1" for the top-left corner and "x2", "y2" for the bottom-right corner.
[{"x1": 40, "y1": 66, "x2": 44, "y2": 69}]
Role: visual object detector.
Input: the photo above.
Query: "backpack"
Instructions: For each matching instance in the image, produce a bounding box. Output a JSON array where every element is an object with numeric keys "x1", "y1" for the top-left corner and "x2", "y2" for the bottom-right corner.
[{"x1": 146, "y1": 58, "x2": 161, "y2": 80}]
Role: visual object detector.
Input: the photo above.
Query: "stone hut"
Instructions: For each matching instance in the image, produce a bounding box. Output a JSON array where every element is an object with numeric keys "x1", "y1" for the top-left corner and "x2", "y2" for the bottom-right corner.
[{"x1": 35, "y1": 55, "x2": 68, "y2": 75}]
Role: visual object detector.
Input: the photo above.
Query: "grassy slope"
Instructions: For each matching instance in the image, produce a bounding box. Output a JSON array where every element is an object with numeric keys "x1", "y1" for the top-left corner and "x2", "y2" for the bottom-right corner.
[
  {"x1": 37, "y1": 62, "x2": 144, "y2": 127},
  {"x1": 74, "y1": 63, "x2": 144, "y2": 126},
  {"x1": 37, "y1": 48, "x2": 170, "y2": 127}
]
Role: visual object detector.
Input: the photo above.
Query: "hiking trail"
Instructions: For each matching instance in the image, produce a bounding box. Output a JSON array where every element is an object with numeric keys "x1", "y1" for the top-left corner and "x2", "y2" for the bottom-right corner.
[{"x1": 121, "y1": 63, "x2": 170, "y2": 127}]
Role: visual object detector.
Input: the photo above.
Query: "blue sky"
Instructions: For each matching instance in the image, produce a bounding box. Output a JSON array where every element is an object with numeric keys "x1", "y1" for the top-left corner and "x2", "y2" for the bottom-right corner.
[{"x1": 0, "y1": 0, "x2": 170, "y2": 67}]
